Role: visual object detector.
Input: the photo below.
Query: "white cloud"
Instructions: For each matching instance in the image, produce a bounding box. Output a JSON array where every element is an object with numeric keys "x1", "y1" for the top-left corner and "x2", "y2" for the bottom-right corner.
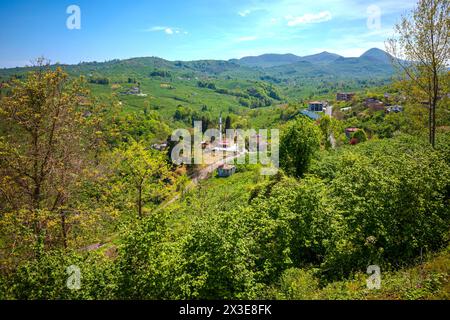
[
  {"x1": 147, "y1": 26, "x2": 166, "y2": 32},
  {"x1": 286, "y1": 11, "x2": 332, "y2": 26},
  {"x1": 238, "y1": 10, "x2": 252, "y2": 17},
  {"x1": 145, "y1": 26, "x2": 187, "y2": 36}
]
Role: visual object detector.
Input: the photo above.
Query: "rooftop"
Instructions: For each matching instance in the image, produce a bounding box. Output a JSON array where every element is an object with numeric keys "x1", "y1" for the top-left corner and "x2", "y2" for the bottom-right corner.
[
  {"x1": 300, "y1": 110, "x2": 321, "y2": 120},
  {"x1": 309, "y1": 101, "x2": 325, "y2": 104}
]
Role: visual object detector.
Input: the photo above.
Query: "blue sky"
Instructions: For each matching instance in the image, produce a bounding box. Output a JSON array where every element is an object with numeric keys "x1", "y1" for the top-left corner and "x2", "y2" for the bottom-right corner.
[{"x1": 0, "y1": 0, "x2": 416, "y2": 68}]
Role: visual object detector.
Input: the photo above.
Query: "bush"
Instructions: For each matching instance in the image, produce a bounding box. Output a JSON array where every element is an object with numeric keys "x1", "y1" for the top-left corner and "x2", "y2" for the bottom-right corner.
[
  {"x1": 352, "y1": 129, "x2": 368, "y2": 143},
  {"x1": 117, "y1": 213, "x2": 182, "y2": 299},
  {"x1": 321, "y1": 136, "x2": 450, "y2": 280},
  {"x1": 4, "y1": 250, "x2": 118, "y2": 299},
  {"x1": 177, "y1": 210, "x2": 262, "y2": 299},
  {"x1": 277, "y1": 268, "x2": 320, "y2": 300}
]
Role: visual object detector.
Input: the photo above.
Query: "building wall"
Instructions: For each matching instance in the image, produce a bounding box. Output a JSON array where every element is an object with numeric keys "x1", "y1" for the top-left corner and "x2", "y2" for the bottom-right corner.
[
  {"x1": 337, "y1": 93, "x2": 355, "y2": 101},
  {"x1": 309, "y1": 103, "x2": 325, "y2": 112}
]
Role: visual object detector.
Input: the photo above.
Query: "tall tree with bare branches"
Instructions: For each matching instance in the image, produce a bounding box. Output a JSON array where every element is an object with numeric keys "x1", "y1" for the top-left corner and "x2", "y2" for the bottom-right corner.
[
  {"x1": 0, "y1": 60, "x2": 93, "y2": 259},
  {"x1": 386, "y1": 0, "x2": 449, "y2": 147}
]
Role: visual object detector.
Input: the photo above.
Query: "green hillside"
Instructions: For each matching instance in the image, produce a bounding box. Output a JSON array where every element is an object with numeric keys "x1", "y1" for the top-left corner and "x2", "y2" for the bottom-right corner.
[{"x1": 0, "y1": 48, "x2": 406, "y2": 146}]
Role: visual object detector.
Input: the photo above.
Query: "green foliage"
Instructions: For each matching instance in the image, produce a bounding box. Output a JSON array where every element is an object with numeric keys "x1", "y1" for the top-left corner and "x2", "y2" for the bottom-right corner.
[
  {"x1": 320, "y1": 136, "x2": 450, "y2": 279},
  {"x1": 111, "y1": 140, "x2": 171, "y2": 218},
  {"x1": 117, "y1": 213, "x2": 181, "y2": 299},
  {"x1": 269, "y1": 246, "x2": 450, "y2": 300},
  {"x1": 197, "y1": 81, "x2": 216, "y2": 90},
  {"x1": 150, "y1": 70, "x2": 172, "y2": 78},
  {"x1": 276, "y1": 268, "x2": 320, "y2": 300},
  {"x1": 177, "y1": 210, "x2": 261, "y2": 299},
  {"x1": 88, "y1": 77, "x2": 110, "y2": 85},
  {"x1": 3, "y1": 250, "x2": 118, "y2": 300},
  {"x1": 351, "y1": 129, "x2": 368, "y2": 143},
  {"x1": 279, "y1": 117, "x2": 321, "y2": 177}
]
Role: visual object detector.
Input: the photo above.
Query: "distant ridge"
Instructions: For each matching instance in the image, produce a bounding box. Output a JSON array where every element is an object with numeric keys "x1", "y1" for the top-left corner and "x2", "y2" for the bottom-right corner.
[
  {"x1": 0, "y1": 48, "x2": 395, "y2": 83},
  {"x1": 360, "y1": 48, "x2": 393, "y2": 64},
  {"x1": 298, "y1": 51, "x2": 343, "y2": 64},
  {"x1": 230, "y1": 53, "x2": 303, "y2": 68},
  {"x1": 233, "y1": 48, "x2": 389, "y2": 69}
]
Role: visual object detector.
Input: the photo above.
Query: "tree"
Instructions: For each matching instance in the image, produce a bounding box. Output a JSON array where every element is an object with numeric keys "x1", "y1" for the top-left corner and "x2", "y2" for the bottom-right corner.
[
  {"x1": 0, "y1": 61, "x2": 93, "y2": 256},
  {"x1": 201, "y1": 115, "x2": 211, "y2": 133},
  {"x1": 386, "y1": 0, "x2": 449, "y2": 147},
  {"x1": 225, "y1": 115, "x2": 232, "y2": 131},
  {"x1": 279, "y1": 117, "x2": 321, "y2": 178},
  {"x1": 319, "y1": 115, "x2": 341, "y2": 149},
  {"x1": 112, "y1": 140, "x2": 170, "y2": 218}
]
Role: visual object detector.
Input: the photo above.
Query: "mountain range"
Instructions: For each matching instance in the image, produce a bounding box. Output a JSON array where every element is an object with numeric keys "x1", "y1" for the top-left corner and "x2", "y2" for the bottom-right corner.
[
  {"x1": 232, "y1": 48, "x2": 392, "y2": 68},
  {"x1": 229, "y1": 48, "x2": 394, "y2": 81},
  {"x1": 0, "y1": 48, "x2": 395, "y2": 85}
]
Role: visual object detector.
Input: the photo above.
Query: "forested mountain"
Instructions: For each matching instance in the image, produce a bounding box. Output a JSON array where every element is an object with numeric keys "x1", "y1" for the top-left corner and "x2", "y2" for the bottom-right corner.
[{"x1": 0, "y1": 48, "x2": 394, "y2": 83}]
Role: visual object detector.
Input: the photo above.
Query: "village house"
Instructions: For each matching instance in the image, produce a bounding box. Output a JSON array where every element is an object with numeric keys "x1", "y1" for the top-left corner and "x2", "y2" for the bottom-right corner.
[
  {"x1": 308, "y1": 101, "x2": 328, "y2": 112},
  {"x1": 345, "y1": 127, "x2": 359, "y2": 139},
  {"x1": 217, "y1": 164, "x2": 236, "y2": 178},
  {"x1": 300, "y1": 110, "x2": 321, "y2": 121},
  {"x1": 212, "y1": 139, "x2": 239, "y2": 153},
  {"x1": 386, "y1": 105, "x2": 404, "y2": 113},
  {"x1": 364, "y1": 98, "x2": 384, "y2": 111},
  {"x1": 129, "y1": 86, "x2": 140, "y2": 94},
  {"x1": 122, "y1": 86, "x2": 141, "y2": 95},
  {"x1": 151, "y1": 143, "x2": 168, "y2": 151},
  {"x1": 336, "y1": 92, "x2": 355, "y2": 102}
]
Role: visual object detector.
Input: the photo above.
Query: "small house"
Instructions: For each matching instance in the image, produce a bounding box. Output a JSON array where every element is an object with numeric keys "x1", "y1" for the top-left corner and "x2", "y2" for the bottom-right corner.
[
  {"x1": 365, "y1": 98, "x2": 384, "y2": 111},
  {"x1": 308, "y1": 101, "x2": 328, "y2": 112},
  {"x1": 151, "y1": 143, "x2": 168, "y2": 151},
  {"x1": 386, "y1": 105, "x2": 403, "y2": 113},
  {"x1": 129, "y1": 86, "x2": 140, "y2": 94},
  {"x1": 217, "y1": 164, "x2": 236, "y2": 178},
  {"x1": 345, "y1": 127, "x2": 359, "y2": 139},
  {"x1": 300, "y1": 110, "x2": 321, "y2": 121},
  {"x1": 336, "y1": 93, "x2": 355, "y2": 102},
  {"x1": 212, "y1": 139, "x2": 238, "y2": 153}
]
